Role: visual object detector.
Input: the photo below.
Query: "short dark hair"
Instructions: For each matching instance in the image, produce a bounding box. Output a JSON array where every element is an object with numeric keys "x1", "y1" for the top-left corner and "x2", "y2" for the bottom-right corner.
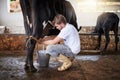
[{"x1": 53, "y1": 14, "x2": 67, "y2": 25}]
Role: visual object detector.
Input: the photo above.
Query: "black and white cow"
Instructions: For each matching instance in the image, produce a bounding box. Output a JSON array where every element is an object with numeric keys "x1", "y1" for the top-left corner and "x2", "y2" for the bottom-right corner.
[
  {"x1": 20, "y1": 0, "x2": 79, "y2": 72},
  {"x1": 93, "y1": 12, "x2": 119, "y2": 55}
]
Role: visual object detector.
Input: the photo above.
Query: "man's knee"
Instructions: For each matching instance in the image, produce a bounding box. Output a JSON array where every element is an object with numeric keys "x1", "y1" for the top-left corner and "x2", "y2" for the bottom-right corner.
[{"x1": 46, "y1": 45, "x2": 59, "y2": 57}]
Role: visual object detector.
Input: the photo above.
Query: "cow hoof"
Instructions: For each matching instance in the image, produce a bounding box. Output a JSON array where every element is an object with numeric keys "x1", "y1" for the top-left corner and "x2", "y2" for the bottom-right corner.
[
  {"x1": 24, "y1": 64, "x2": 29, "y2": 70},
  {"x1": 100, "y1": 51, "x2": 105, "y2": 55},
  {"x1": 29, "y1": 66, "x2": 37, "y2": 72},
  {"x1": 24, "y1": 65, "x2": 37, "y2": 72}
]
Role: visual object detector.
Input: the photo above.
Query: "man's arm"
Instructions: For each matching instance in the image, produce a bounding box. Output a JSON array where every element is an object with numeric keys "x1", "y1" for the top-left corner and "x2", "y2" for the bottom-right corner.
[{"x1": 42, "y1": 36, "x2": 63, "y2": 45}]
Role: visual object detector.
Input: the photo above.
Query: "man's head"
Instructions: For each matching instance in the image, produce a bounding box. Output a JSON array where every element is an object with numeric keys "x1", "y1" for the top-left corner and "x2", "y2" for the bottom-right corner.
[{"x1": 53, "y1": 14, "x2": 67, "y2": 30}]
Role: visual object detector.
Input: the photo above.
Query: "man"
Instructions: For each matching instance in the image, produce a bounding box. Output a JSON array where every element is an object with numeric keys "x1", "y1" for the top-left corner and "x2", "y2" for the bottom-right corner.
[{"x1": 41, "y1": 14, "x2": 80, "y2": 71}]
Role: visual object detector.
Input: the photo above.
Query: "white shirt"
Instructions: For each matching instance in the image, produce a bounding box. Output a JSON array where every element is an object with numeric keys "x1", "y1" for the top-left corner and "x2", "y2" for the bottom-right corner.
[{"x1": 58, "y1": 23, "x2": 80, "y2": 54}]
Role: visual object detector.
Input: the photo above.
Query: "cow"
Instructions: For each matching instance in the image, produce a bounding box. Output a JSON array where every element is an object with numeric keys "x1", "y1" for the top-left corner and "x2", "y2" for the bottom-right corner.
[
  {"x1": 20, "y1": 0, "x2": 79, "y2": 72},
  {"x1": 92, "y1": 12, "x2": 119, "y2": 55}
]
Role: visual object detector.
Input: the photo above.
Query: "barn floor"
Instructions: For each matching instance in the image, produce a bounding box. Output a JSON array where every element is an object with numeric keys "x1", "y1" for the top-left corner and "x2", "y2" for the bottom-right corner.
[{"x1": 0, "y1": 52, "x2": 120, "y2": 80}]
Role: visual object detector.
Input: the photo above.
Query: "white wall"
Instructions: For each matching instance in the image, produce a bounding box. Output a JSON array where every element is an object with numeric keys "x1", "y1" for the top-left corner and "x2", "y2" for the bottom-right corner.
[
  {"x1": 68, "y1": 0, "x2": 120, "y2": 26},
  {"x1": 0, "y1": 0, "x2": 120, "y2": 33},
  {"x1": 0, "y1": 0, "x2": 25, "y2": 33}
]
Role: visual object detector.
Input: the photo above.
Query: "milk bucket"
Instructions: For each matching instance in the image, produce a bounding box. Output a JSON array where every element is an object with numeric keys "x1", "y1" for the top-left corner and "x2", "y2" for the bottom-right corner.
[{"x1": 37, "y1": 50, "x2": 50, "y2": 68}]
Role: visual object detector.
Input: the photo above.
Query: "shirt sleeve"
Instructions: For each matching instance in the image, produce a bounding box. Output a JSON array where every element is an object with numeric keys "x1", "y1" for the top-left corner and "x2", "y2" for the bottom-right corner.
[{"x1": 58, "y1": 27, "x2": 70, "y2": 40}]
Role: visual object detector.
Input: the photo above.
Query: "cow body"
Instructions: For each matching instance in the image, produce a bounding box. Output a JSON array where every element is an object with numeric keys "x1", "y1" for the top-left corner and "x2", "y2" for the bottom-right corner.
[
  {"x1": 93, "y1": 12, "x2": 119, "y2": 55},
  {"x1": 20, "y1": 0, "x2": 78, "y2": 72}
]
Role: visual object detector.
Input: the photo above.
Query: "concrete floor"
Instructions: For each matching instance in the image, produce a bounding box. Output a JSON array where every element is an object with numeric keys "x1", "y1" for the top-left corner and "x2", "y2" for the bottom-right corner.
[{"x1": 0, "y1": 53, "x2": 120, "y2": 80}]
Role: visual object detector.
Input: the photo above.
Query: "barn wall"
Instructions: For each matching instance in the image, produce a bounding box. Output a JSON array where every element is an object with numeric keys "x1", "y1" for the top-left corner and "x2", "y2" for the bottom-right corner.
[
  {"x1": 0, "y1": 0, "x2": 120, "y2": 34},
  {"x1": 0, "y1": 34, "x2": 120, "y2": 54}
]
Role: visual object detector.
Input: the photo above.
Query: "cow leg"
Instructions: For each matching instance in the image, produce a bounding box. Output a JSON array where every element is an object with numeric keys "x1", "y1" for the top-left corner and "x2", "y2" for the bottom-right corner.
[
  {"x1": 20, "y1": 0, "x2": 32, "y2": 36},
  {"x1": 101, "y1": 30, "x2": 110, "y2": 55},
  {"x1": 24, "y1": 38, "x2": 29, "y2": 70},
  {"x1": 25, "y1": 39, "x2": 37, "y2": 72},
  {"x1": 95, "y1": 33, "x2": 102, "y2": 50},
  {"x1": 114, "y1": 27, "x2": 119, "y2": 51}
]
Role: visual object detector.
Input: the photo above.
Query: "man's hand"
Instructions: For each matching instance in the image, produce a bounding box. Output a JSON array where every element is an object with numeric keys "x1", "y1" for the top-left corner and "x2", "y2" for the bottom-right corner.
[
  {"x1": 38, "y1": 38, "x2": 44, "y2": 44},
  {"x1": 42, "y1": 36, "x2": 63, "y2": 45},
  {"x1": 38, "y1": 36, "x2": 56, "y2": 44},
  {"x1": 38, "y1": 36, "x2": 63, "y2": 45}
]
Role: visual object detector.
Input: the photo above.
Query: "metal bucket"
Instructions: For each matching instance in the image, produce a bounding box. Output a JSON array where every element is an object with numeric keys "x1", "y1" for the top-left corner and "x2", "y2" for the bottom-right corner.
[{"x1": 37, "y1": 50, "x2": 50, "y2": 68}]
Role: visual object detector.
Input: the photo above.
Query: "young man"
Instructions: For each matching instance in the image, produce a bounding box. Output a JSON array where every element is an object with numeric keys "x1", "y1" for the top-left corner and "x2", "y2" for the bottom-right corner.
[{"x1": 41, "y1": 14, "x2": 80, "y2": 71}]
